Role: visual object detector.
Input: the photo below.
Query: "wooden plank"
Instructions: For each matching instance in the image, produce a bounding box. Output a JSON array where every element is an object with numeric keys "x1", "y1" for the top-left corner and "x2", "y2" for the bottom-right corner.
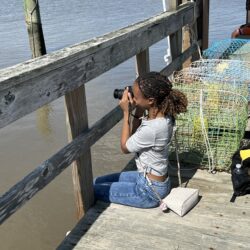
[
  {"x1": 0, "y1": 2, "x2": 196, "y2": 129},
  {"x1": 202, "y1": 0, "x2": 209, "y2": 50},
  {"x1": 65, "y1": 86, "x2": 94, "y2": 220},
  {"x1": 197, "y1": 0, "x2": 209, "y2": 51},
  {"x1": 160, "y1": 42, "x2": 199, "y2": 76},
  {"x1": 0, "y1": 106, "x2": 122, "y2": 224},
  {"x1": 96, "y1": 202, "x2": 250, "y2": 238},
  {"x1": 182, "y1": 0, "x2": 192, "y2": 68},
  {"x1": 170, "y1": 30, "x2": 183, "y2": 64},
  {"x1": 189, "y1": 0, "x2": 202, "y2": 62},
  {"x1": 57, "y1": 170, "x2": 250, "y2": 250},
  {"x1": 190, "y1": 22, "x2": 201, "y2": 62},
  {"x1": 135, "y1": 49, "x2": 150, "y2": 76},
  {"x1": 169, "y1": 0, "x2": 183, "y2": 72},
  {"x1": 194, "y1": 0, "x2": 202, "y2": 19},
  {"x1": 58, "y1": 201, "x2": 250, "y2": 250}
]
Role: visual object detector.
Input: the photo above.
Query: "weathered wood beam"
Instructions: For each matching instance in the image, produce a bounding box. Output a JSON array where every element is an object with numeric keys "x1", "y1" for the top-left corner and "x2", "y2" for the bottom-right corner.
[
  {"x1": 196, "y1": 0, "x2": 209, "y2": 51},
  {"x1": 135, "y1": 50, "x2": 150, "y2": 76},
  {"x1": 160, "y1": 42, "x2": 199, "y2": 76},
  {"x1": 202, "y1": 0, "x2": 209, "y2": 50},
  {"x1": 0, "y1": 2, "x2": 195, "y2": 129},
  {"x1": 65, "y1": 86, "x2": 94, "y2": 220},
  {"x1": 170, "y1": 0, "x2": 183, "y2": 71},
  {"x1": 0, "y1": 106, "x2": 123, "y2": 224}
]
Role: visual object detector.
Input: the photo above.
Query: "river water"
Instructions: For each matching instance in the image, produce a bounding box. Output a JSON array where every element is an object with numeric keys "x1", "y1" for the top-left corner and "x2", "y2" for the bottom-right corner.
[{"x1": 0, "y1": 0, "x2": 246, "y2": 249}]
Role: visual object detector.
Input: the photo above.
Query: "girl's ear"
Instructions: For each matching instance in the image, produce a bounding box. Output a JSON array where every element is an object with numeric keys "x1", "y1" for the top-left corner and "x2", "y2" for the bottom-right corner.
[{"x1": 148, "y1": 97, "x2": 155, "y2": 106}]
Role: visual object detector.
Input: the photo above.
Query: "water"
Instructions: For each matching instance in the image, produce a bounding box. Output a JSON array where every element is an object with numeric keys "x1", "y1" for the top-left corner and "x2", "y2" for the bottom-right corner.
[{"x1": 0, "y1": 0, "x2": 246, "y2": 249}]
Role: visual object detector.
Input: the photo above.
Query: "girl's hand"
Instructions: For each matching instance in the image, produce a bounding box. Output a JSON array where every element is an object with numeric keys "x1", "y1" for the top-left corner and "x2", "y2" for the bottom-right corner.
[{"x1": 119, "y1": 87, "x2": 135, "y2": 112}]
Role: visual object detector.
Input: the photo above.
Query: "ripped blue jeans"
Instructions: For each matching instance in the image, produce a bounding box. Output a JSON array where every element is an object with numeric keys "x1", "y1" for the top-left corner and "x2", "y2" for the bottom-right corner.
[{"x1": 94, "y1": 171, "x2": 171, "y2": 208}]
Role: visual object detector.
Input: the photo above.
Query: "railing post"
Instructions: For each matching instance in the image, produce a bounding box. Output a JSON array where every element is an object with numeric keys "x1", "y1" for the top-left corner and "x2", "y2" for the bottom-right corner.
[
  {"x1": 197, "y1": 0, "x2": 209, "y2": 51},
  {"x1": 202, "y1": 0, "x2": 209, "y2": 50},
  {"x1": 169, "y1": 0, "x2": 183, "y2": 72},
  {"x1": 182, "y1": 0, "x2": 192, "y2": 68},
  {"x1": 182, "y1": 0, "x2": 201, "y2": 65},
  {"x1": 65, "y1": 86, "x2": 94, "y2": 220},
  {"x1": 135, "y1": 49, "x2": 150, "y2": 76}
]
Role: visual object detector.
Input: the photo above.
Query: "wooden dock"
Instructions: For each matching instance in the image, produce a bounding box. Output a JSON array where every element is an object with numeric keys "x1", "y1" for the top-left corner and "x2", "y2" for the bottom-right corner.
[
  {"x1": 57, "y1": 169, "x2": 250, "y2": 250},
  {"x1": 2, "y1": 1, "x2": 250, "y2": 249}
]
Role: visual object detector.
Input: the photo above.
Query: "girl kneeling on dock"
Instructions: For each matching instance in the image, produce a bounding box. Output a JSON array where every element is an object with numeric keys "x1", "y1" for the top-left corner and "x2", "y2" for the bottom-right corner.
[{"x1": 94, "y1": 72, "x2": 187, "y2": 208}]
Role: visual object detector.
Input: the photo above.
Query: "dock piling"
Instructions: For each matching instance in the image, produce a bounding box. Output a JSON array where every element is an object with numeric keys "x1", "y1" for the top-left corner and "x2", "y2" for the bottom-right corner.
[{"x1": 24, "y1": 0, "x2": 46, "y2": 57}]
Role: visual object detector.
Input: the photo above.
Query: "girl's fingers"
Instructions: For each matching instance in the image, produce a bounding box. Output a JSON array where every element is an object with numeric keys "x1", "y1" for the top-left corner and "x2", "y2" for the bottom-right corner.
[
  {"x1": 128, "y1": 92, "x2": 136, "y2": 109},
  {"x1": 121, "y1": 88, "x2": 128, "y2": 101},
  {"x1": 119, "y1": 88, "x2": 130, "y2": 112},
  {"x1": 128, "y1": 92, "x2": 133, "y2": 103}
]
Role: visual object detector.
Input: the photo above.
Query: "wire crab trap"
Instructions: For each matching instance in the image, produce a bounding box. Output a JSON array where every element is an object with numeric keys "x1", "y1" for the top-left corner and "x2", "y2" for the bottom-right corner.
[
  {"x1": 169, "y1": 62, "x2": 249, "y2": 172},
  {"x1": 203, "y1": 39, "x2": 250, "y2": 61},
  {"x1": 174, "y1": 59, "x2": 250, "y2": 99}
]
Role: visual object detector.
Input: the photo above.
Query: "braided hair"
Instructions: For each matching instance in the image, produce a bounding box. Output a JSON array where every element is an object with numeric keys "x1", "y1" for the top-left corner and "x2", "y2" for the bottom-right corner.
[{"x1": 135, "y1": 72, "x2": 187, "y2": 117}]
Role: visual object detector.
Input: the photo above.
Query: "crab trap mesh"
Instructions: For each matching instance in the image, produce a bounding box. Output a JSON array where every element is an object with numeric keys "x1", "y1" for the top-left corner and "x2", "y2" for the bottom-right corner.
[
  {"x1": 169, "y1": 59, "x2": 249, "y2": 171},
  {"x1": 175, "y1": 59, "x2": 250, "y2": 100},
  {"x1": 203, "y1": 39, "x2": 250, "y2": 61}
]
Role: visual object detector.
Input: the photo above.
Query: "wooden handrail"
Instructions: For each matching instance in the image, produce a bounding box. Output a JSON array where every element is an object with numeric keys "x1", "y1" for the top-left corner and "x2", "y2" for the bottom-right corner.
[
  {"x1": 0, "y1": 2, "x2": 196, "y2": 129},
  {"x1": 161, "y1": 42, "x2": 200, "y2": 76}
]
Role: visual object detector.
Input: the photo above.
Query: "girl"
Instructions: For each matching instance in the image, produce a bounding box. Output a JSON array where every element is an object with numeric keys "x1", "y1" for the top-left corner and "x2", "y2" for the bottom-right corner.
[{"x1": 94, "y1": 72, "x2": 187, "y2": 208}]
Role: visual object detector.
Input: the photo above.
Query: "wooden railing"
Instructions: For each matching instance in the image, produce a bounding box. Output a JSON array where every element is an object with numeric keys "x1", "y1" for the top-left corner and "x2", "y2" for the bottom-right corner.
[{"x1": 0, "y1": 0, "x2": 208, "y2": 224}]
